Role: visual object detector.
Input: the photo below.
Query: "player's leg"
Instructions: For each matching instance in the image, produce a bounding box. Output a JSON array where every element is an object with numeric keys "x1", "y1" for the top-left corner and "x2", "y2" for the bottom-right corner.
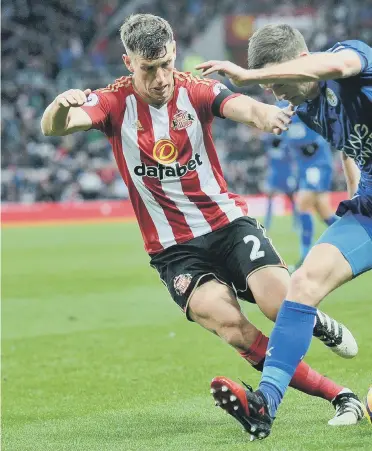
[
  {"x1": 210, "y1": 218, "x2": 363, "y2": 434},
  {"x1": 222, "y1": 217, "x2": 357, "y2": 357},
  {"x1": 186, "y1": 276, "x2": 349, "y2": 430},
  {"x1": 187, "y1": 279, "x2": 260, "y2": 352},
  {"x1": 313, "y1": 165, "x2": 338, "y2": 226},
  {"x1": 264, "y1": 190, "x2": 274, "y2": 230},
  {"x1": 186, "y1": 267, "x2": 353, "y2": 408},
  {"x1": 256, "y1": 212, "x2": 372, "y2": 431},
  {"x1": 150, "y1": 239, "x2": 264, "y2": 354},
  {"x1": 243, "y1": 266, "x2": 351, "y2": 399},
  {"x1": 315, "y1": 192, "x2": 338, "y2": 226},
  {"x1": 296, "y1": 189, "x2": 315, "y2": 263},
  {"x1": 285, "y1": 190, "x2": 299, "y2": 231}
]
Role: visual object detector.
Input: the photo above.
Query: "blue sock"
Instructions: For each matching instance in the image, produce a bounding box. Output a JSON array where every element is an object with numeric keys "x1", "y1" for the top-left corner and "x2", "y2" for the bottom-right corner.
[
  {"x1": 259, "y1": 300, "x2": 317, "y2": 417},
  {"x1": 324, "y1": 215, "x2": 338, "y2": 226},
  {"x1": 298, "y1": 213, "x2": 314, "y2": 260},
  {"x1": 265, "y1": 197, "x2": 273, "y2": 230}
]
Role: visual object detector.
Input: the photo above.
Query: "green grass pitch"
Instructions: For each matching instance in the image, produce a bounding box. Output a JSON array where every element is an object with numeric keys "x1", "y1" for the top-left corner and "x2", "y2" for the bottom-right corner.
[{"x1": 2, "y1": 216, "x2": 371, "y2": 450}]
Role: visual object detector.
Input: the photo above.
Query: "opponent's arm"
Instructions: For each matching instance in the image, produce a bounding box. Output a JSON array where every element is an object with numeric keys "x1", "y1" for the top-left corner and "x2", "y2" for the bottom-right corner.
[
  {"x1": 341, "y1": 152, "x2": 360, "y2": 198},
  {"x1": 197, "y1": 50, "x2": 363, "y2": 86},
  {"x1": 222, "y1": 95, "x2": 294, "y2": 135},
  {"x1": 41, "y1": 89, "x2": 93, "y2": 136}
]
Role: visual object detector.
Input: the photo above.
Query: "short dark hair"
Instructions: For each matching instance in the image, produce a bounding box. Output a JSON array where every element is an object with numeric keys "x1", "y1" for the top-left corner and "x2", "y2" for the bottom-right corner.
[
  {"x1": 247, "y1": 24, "x2": 308, "y2": 69},
  {"x1": 120, "y1": 14, "x2": 174, "y2": 60}
]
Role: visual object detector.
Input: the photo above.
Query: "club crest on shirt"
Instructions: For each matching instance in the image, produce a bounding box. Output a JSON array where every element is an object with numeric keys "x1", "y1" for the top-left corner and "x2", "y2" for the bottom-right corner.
[
  {"x1": 173, "y1": 274, "x2": 192, "y2": 296},
  {"x1": 171, "y1": 110, "x2": 195, "y2": 131},
  {"x1": 326, "y1": 88, "x2": 338, "y2": 107}
]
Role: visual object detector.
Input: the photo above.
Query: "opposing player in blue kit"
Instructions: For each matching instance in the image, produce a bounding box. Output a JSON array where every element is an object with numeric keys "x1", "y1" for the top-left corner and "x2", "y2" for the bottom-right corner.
[
  {"x1": 197, "y1": 26, "x2": 371, "y2": 438},
  {"x1": 261, "y1": 132, "x2": 297, "y2": 230},
  {"x1": 281, "y1": 111, "x2": 337, "y2": 267}
]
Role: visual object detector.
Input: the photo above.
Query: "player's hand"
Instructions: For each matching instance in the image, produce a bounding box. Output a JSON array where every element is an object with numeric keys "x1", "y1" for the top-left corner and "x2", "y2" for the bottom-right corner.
[
  {"x1": 266, "y1": 104, "x2": 295, "y2": 135},
  {"x1": 196, "y1": 60, "x2": 249, "y2": 87},
  {"x1": 55, "y1": 89, "x2": 92, "y2": 108}
]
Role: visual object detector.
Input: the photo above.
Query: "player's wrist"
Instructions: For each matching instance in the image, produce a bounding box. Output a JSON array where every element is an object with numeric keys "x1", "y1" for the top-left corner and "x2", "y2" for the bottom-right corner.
[
  {"x1": 254, "y1": 102, "x2": 273, "y2": 130},
  {"x1": 234, "y1": 68, "x2": 252, "y2": 85}
]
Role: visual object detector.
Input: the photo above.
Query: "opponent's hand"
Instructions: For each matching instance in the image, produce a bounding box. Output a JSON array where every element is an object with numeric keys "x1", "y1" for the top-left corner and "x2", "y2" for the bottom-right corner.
[
  {"x1": 55, "y1": 89, "x2": 92, "y2": 108},
  {"x1": 265, "y1": 104, "x2": 295, "y2": 135},
  {"x1": 196, "y1": 60, "x2": 248, "y2": 86}
]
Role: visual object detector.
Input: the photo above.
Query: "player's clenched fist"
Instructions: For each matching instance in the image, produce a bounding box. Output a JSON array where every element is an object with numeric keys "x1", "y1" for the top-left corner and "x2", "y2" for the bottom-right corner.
[
  {"x1": 55, "y1": 88, "x2": 92, "y2": 108},
  {"x1": 267, "y1": 104, "x2": 295, "y2": 135}
]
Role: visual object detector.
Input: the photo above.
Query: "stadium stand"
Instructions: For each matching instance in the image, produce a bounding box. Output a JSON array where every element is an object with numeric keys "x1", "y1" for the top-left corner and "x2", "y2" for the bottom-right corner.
[{"x1": 2, "y1": 0, "x2": 371, "y2": 202}]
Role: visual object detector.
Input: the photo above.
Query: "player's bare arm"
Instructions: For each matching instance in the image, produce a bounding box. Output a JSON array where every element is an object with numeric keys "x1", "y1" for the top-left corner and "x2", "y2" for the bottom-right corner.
[
  {"x1": 41, "y1": 89, "x2": 93, "y2": 136},
  {"x1": 222, "y1": 95, "x2": 294, "y2": 135},
  {"x1": 196, "y1": 50, "x2": 363, "y2": 85},
  {"x1": 341, "y1": 152, "x2": 361, "y2": 198}
]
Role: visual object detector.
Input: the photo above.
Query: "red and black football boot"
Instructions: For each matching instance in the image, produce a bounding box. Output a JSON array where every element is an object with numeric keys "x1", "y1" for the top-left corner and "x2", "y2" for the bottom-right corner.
[{"x1": 210, "y1": 376, "x2": 273, "y2": 440}]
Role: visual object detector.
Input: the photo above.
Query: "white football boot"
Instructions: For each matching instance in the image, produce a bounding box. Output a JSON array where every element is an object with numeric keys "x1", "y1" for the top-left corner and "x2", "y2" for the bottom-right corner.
[
  {"x1": 328, "y1": 389, "x2": 365, "y2": 426},
  {"x1": 313, "y1": 311, "x2": 358, "y2": 358}
]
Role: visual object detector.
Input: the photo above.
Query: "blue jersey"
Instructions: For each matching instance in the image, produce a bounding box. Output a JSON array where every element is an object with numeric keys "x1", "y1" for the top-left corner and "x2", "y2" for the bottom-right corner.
[
  {"x1": 282, "y1": 114, "x2": 333, "y2": 170},
  {"x1": 261, "y1": 133, "x2": 292, "y2": 174},
  {"x1": 296, "y1": 40, "x2": 372, "y2": 185},
  {"x1": 261, "y1": 133, "x2": 295, "y2": 193}
]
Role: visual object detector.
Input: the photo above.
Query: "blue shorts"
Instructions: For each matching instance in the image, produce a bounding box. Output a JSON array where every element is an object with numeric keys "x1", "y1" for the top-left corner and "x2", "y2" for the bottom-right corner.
[
  {"x1": 298, "y1": 165, "x2": 332, "y2": 192},
  {"x1": 316, "y1": 189, "x2": 372, "y2": 277}
]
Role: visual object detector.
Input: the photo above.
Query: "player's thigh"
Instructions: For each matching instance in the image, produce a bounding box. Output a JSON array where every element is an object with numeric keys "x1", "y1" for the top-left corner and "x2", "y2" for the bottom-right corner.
[
  {"x1": 247, "y1": 266, "x2": 290, "y2": 321},
  {"x1": 187, "y1": 278, "x2": 241, "y2": 331},
  {"x1": 288, "y1": 243, "x2": 353, "y2": 305},
  {"x1": 288, "y1": 212, "x2": 372, "y2": 305},
  {"x1": 222, "y1": 217, "x2": 288, "y2": 313},
  {"x1": 296, "y1": 189, "x2": 316, "y2": 211}
]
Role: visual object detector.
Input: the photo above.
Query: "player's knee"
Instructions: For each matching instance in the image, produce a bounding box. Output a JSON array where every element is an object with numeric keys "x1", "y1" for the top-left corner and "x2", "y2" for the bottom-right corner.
[
  {"x1": 249, "y1": 266, "x2": 289, "y2": 321},
  {"x1": 297, "y1": 196, "x2": 311, "y2": 212},
  {"x1": 289, "y1": 266, "x2": 321, "y2": 306},
  {"x1": 261, "y1": 290, "x2": 287, "y2": 322}
]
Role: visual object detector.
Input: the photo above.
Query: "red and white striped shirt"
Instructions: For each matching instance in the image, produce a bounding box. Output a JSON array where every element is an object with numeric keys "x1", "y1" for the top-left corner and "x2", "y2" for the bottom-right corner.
[{"x1": 82, "y1": 71, "x2": 248, "y2": 254}]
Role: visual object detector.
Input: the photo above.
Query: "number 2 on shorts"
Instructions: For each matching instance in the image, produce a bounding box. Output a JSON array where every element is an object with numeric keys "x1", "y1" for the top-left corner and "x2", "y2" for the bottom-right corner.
[{"x1": 243, "y1": 235, "x2": 265, "y2": 261}]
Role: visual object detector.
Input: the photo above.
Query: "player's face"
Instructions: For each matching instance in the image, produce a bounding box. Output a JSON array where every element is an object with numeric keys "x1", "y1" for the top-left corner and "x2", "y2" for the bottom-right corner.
[
  {"x1": 125, "y1": 42, "x2": 176, "y2": 105},
  {"x1": 260, "y1": 56, "x2": 317, "y2": 106},
  {"x1": 265, "y1": 81, "x2": 314, "y2": 106}
]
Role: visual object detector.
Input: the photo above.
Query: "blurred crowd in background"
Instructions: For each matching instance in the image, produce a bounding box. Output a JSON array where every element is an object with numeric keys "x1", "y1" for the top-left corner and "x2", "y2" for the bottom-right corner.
[{"x1": 2, "y1": 0, "x2": 372, "y2": 202}]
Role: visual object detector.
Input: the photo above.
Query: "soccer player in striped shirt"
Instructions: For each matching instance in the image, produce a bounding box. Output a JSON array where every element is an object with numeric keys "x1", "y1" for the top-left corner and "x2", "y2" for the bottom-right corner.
[{"x1": 42, "y1": 15, "x2": 362, "y2": 429}]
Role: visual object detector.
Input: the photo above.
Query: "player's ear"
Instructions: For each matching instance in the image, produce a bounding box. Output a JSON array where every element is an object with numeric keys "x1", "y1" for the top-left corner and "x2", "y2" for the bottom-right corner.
[
  {"x1": 299, "y1": 51, "x2": 310, "y2": 58},
  {"x1": 123, "y1": 54, "x2": 134, "y2": 73},
  {"x1": 172, "y1": 40, "x2": 176, "y2": 59}
]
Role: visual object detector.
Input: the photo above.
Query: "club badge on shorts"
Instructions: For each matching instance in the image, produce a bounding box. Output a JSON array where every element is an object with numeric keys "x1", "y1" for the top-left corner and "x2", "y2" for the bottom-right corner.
[{"x1": 173, "y1": 274, "x2": 192, "y2": 295}]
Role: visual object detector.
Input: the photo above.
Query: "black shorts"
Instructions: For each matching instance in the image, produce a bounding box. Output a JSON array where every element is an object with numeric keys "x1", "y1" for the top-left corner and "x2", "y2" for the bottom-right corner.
[{"x1": 150, "y1": 216, "x2": 287, "y2": 318}]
